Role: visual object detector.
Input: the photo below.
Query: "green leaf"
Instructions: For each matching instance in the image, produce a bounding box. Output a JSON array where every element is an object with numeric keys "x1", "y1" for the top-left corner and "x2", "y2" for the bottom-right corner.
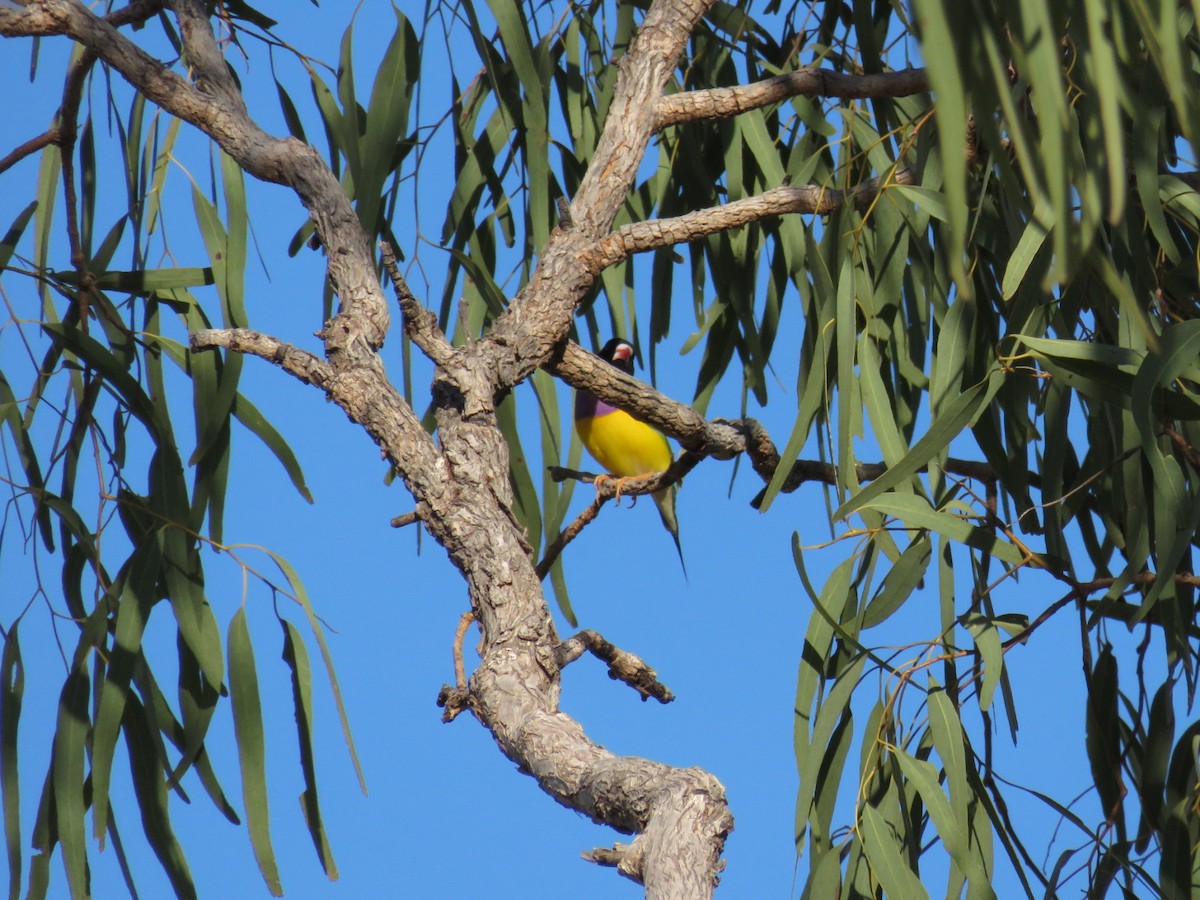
[
  {"x1": 892, "y1": 185, "x2": 950, "y2": 223},
  {"x1": 52, "y1": 664, "x2": 90, "y2": 900},
  {"x1": 0, "y1": 201, "x2": 36, "y2": 272},
  {"x1": 91, "y1": 540, "x2": 160, "y2": 844},
  {"x1": 1139, "y1": 680, "x2": 1174, "y2": 841},
  {"x1": 860, "y1": 802, "x2": 929, "y2": 900},
  {"x1": 911, "y1": 0, "x2": 970, "y2": 292},
  {"x1": 835, "y1": 370, "x2": 1004, "y2": 521},
  {"x1": 42, "y1": 322, "x2": 170, "y2": 440},
  {"x1": 1132, "y1": 320, "x2": 1200, "y2": 460},
  {"x1": 894, "y1": 745, "x2": 995, "y2": 898},
  {"x1": 121, "y1": 695, "x2": 196, "y2": 899},
  {"x1": 261, "y1": 550, "x2": 366, "y2": 794},
  {"x1": 55, "y1": 267, "x2": 214, "y2": 294},
  {"x1": 1085, "y1": 645, "x2": 1123, "y2": 825},
  {"x1": 496, "y1": 390, "x2": 542, "y2": 550},
  {"x1": 1001, "y1": 200, "x2": 1052, "y2": 299},
  {"x1": 1, "y1": 625, "x2": 23, "y2": 900},
  {"x1": 927, "y1": 685, "x2": 995, "y2": 899},
  {"x1": 0, "y1": 371, "x2": 53, "y2": 551},
  {"x1": 1082, "y1": 0, "x2": 1126, "y2": 222},
  {"x1": 357, "y1": 8, "x2": 420, "y2": 231},
  {"x1": 862, "y1": 536, "x2": 932, "y2": 629},
  {"x1": 230, "y1": 393, "x2": 313, "y2": 503},
  {"x1": 281, "y1": 620, "x2": 338, "y2": 879},
  {"x1": 228, "y1": 608, "x2": 283, "y2": 896},
  {"x1": 860, "y1": 494, "x2": 1026, "y2": 566},
  {"x1": 963, "y1": 615, "x2": 1003, "y2": 712}
]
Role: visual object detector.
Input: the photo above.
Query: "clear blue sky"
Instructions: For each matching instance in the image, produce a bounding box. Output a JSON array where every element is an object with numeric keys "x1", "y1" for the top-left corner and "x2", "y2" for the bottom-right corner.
[{"x1": 0, "y1": 3, "x2": 1134, "y2": 897}]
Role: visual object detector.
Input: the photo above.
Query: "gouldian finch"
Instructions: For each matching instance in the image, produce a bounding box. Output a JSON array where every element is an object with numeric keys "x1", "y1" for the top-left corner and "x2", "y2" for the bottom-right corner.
[{"x1": 574, "y1": 338, "x2": 685, "y2": 573}]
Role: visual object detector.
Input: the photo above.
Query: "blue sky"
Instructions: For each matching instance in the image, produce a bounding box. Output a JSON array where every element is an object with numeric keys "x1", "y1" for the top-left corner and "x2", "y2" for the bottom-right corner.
[{"x1": 0, "y1": 2, "x2": 1141, "y2": 897}]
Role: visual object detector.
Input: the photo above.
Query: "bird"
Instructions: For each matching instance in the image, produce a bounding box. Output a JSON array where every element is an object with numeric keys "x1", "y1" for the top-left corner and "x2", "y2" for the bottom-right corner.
[{"x1": 574, "y1": 337, "x2": 685, "y2": 575}]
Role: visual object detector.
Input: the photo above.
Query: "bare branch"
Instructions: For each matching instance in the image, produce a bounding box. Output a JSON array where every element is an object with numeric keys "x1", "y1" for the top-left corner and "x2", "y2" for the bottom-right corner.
[
  {"x1": 190, "y1": 328, "x2": 334, "y2": 386},
  {"x1": 1, "y1": 0, "x2": 390, "y2": 355},
  {"x1": 476, "y1": 0, "x2": 720, "y2": 391},
  {"x1": 578, "y1": 169, "x2": 916, "y2": 274},
  {"x1": 536, "y1": 489, "x2": 605, "y2": 579},
  {"x1": 556, "y1": 630, "x2": 674, "y2": 703},
  {"x1": 380, "y1": 241, "x2": 457, "y2": 370},
  {"x1": 546, "y1": 343, "x2": 1059, "y2": 519},
  {"x1": 537, "y1": 453, "x2": 700, "y2": 577},
  {"x1": 453, "y1": 611, "x2": 476, "y2": 691},
  {"x1": 0, "y1": 128, "x2": 61, "y2": 175},
  {"x1": 190, "y1": 327, "x2": 445, "y2": 501},
  {"x1": 0, "y1": 3, "x2": 65, "y2": 36},
  {"x1": 655, "y1": 66, "x2": 929, "y2": 129}
]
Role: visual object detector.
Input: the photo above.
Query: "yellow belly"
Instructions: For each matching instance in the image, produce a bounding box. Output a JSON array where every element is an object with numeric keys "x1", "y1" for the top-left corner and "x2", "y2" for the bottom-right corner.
[{"x1": 576, "y1": 409, "x2": 673, "y2": 477}]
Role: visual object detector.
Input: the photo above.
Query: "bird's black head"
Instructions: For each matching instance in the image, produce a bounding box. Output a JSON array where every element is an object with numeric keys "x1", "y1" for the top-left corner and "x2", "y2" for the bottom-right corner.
[{"x1": 599, "y1": 337, "x2": 635, "y2": 375}]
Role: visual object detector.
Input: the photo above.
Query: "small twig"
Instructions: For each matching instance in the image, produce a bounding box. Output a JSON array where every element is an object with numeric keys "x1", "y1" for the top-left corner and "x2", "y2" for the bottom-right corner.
[
  {"x1": 582, "y1": 844, "x2": 631, "y2": 868},
  {"x1": 536, "y1": 491, "x2": 605, "y2": 579},
  {"x1": 556, "y1": 629, "x2": 674, "y2": 703},
  {"x1": 1001, "y1": 571, "x2": 1200, "y2": 652},
  {"x1": 0, "y1": 128, "x2": 61, "y2": 175},
  {"x1": 453, "y1": 610, "x2": 476, "y2": 691},
  {"x1": 751, "y1": 454, "x2": 1036, "y2": 509},
  {"x1": 582, "y1": 839, "x2": 651, "y2": 885},
  {"x1": 390, "y1": 511, "x2": 421, "y2": 528},
  {"x1": 379, "y1": 241, "x2": 456, "y2": 369},
  {"x1": 1165, "y1": 425, "x2": 1200, "y2": 475},
  {"x1": 537, "y1": 453, "x2": 702, "y2": 578}
]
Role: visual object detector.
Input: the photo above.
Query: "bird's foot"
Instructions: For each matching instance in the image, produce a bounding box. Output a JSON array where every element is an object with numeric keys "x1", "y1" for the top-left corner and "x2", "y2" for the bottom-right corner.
[{"x1": 593, "y1": 473, "x2": 641, "y2": 506}]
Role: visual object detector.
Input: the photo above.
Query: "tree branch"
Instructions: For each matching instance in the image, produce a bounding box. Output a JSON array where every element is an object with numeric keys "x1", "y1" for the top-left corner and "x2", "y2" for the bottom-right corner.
[
  {"x1": 655, "y1": 66, "x2": 929, "y2": 129},
  {"x1": 538, "y1": 453, "x2": 702, "y2": 577},
  {"x1": 0, "y1": 128, "x2": 60, "y2": 175},
  {"x1": 475, "y1": 0, "x2": 720, "y2": 392},
  {"x1": 0, "y1": 0, "x2": 391, "y2": 356},
  {"x1": 11, "y1": 2, "x2": 740, "y2": 893},
  {"x1": 190, "y1": 328, "x2": 334, "y2": 386},
  {"x1": 545, "y1": 340, "x2": 744, "y2": 457},
  {"x1": 556, "y1": 630, "x2": 675, "y2": 703},
  {"x1": 379, "y1": 241, "x2": 457, "y2": 370},
  {"x1": 577, "y1": 170, "x2": 916, "y2": 274}
]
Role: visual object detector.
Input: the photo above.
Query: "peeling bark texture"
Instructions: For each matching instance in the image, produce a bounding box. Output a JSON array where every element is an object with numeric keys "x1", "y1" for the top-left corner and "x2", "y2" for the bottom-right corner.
[{"x1": 0, "y1": 0, "x2": 759, "y2": 894}]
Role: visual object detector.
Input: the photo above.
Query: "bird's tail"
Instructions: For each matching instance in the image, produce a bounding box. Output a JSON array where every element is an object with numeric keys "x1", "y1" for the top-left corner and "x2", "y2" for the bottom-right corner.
[{"x1": 653, "y1": 486, "x2": 688, "y2": 580}]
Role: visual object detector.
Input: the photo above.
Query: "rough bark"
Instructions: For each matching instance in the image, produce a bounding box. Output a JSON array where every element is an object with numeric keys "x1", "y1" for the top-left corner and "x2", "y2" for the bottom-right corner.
[
  {"x1": 0, "y1": 0, "x2": 736, "y2": 894},
  {"x1": 0, "y1": 7, "x2": 960, "y2": 890},
  {"x1": 0, "y1": 7, "x2": 1014, "y2": 890}
]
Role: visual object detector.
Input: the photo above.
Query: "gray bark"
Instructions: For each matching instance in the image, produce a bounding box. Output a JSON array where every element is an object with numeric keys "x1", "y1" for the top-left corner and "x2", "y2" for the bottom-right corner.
[{"x1": 0, "y1": 1, "x2": 932, "y2": 894}]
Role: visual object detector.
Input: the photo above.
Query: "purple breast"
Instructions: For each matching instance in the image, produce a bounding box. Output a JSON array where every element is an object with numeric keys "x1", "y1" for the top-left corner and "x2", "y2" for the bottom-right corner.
[{"x1": 574, "y1": 391, "x2": 618, "y2": 419}]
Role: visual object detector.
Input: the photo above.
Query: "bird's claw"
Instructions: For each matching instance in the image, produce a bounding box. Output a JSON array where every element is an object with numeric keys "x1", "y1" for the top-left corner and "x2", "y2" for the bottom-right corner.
[{"x1": 593, "y1": 473, "x2": 640, "y2": 506}]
